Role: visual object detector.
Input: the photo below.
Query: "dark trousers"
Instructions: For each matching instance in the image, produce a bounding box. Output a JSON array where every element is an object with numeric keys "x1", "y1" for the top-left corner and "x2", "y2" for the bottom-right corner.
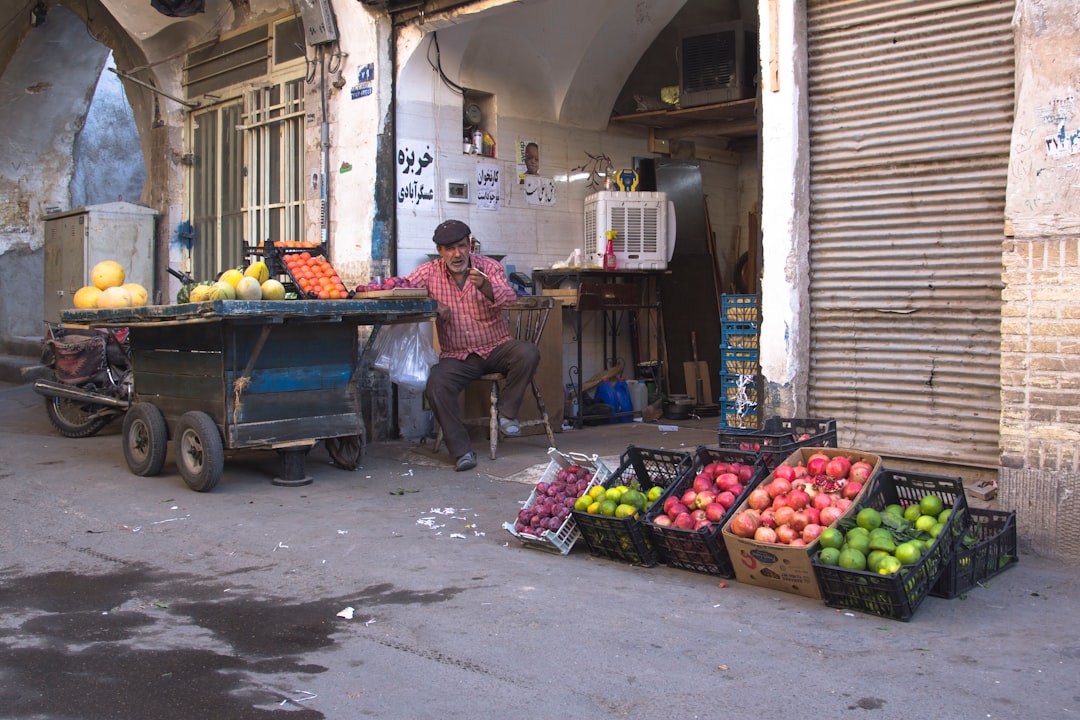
[{"x1": 426, "y1": 339, "x2": 541, "y2": 458}]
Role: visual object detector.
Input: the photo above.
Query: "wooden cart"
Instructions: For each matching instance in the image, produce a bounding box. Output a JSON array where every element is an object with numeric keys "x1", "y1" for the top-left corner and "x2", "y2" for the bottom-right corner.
[{"x1": 60, "y1": 298, "x2": 436, "y2": 491}]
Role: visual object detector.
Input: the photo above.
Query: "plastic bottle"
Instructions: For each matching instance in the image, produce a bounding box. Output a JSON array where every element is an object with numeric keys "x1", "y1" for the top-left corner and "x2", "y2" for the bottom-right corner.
[
  {"x1": 603, "y1": 230, "x2": 617, "y2": 270},
  {"x1": 614, "y1": 379, "x2": 633, "y2": 422},
  {"x1": 626, "y1": 379, "x2": 648, "y2": 413}
]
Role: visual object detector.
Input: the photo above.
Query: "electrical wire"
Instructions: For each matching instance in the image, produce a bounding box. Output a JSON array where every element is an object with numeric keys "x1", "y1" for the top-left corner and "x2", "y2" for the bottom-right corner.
[{"x1": 426, "y1": 31, "x2": 464, "y2": 96}]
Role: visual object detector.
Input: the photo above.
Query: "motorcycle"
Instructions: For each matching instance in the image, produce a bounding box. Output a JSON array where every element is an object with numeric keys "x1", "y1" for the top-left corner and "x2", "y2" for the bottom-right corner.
[{"x1": 33, "y1": 322, "x2": 133, "y2": 438}]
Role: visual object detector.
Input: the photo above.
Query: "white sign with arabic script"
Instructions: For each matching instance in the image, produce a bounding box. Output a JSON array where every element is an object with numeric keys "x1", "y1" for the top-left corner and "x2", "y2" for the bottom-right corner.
[
  {"x1": 475, "y1": 161, "x2": 501, "y2": 210},
  {"x1": 396, "y1": 140, "x2": 436, "y2": 209}
]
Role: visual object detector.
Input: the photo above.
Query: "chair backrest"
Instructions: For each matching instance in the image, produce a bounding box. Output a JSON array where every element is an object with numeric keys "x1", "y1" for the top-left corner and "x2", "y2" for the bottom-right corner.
[{"x1": 505, "y1": 296, "x2": 554, "y2": 346}]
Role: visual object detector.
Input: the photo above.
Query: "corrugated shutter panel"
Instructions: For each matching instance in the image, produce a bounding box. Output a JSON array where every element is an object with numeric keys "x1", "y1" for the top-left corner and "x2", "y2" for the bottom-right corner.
[{"x1": 805, "y1": 0, "x2": 1014, "y2": 467}]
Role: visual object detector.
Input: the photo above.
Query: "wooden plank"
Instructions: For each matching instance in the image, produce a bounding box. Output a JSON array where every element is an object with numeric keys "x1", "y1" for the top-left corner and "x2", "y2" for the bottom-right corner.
[{"x1": 61, "y1": 298, "x2": 436, "y2": 326}]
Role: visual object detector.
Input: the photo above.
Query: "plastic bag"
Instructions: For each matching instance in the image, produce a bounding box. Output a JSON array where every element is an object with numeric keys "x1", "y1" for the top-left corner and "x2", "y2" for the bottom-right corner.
[{"x1": 371, "y1": 323, "x2": 438, "y2": 390}]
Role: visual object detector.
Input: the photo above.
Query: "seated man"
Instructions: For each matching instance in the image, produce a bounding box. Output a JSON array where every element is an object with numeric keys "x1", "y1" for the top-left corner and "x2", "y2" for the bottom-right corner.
[{"x1": 405, "y1": 219, "x2": 539, "y2": 471}]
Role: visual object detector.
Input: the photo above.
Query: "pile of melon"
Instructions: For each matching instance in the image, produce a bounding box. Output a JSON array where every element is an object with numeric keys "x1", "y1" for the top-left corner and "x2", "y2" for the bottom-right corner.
[
  {"x1": 73, "y1": 261, "x2": 148, "y2": 309},
  {"x1": 181, "y1": 262, "x2": 285, "y2": 304}
]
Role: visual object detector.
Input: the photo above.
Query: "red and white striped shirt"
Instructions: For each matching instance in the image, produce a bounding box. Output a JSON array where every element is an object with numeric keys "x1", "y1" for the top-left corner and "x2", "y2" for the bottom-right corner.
[{"x1": 405, "y1": 254, "x2": 518, "y2": 360}]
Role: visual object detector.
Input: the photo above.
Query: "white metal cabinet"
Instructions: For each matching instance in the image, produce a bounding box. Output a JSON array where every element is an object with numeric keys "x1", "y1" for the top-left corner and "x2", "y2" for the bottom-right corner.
[{"x1": 44, "y1": 202, "x2": 156, "y2": 322}]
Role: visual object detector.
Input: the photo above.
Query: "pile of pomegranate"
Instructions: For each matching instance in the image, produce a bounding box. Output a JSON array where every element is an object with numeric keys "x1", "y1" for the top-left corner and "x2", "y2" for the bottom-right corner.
[
  {"x1": 726, "y1": 451, "x2": 874, "y2": 545},
  {"x1": 650, "y1": 459, "x2": 757, "y2": 532},
  {"x1": 355, "y1": 276, "x2": 416, "y2": 293}
]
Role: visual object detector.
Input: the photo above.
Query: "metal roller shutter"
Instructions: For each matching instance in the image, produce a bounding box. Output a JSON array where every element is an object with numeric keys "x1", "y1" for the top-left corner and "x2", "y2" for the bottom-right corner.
[{"x1": 805, "y1": 0, "x2": 1014, "y2": 466}]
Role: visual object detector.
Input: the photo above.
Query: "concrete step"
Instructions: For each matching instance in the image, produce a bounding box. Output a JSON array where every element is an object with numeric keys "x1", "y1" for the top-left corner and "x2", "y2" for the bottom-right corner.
[{"x1": 0, "y1": 354, "x2": 48, "y2": 385}]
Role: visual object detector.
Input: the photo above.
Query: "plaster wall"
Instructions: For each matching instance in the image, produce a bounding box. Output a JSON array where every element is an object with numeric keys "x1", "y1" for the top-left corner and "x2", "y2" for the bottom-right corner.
[{"x1": 0, "y1": 7, "x2": 110, "y2": 341}]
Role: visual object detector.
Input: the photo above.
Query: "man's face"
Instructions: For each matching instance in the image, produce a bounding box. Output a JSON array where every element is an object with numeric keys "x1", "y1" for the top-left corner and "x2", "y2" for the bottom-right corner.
[{"x1": 437, "y1": 237, "x2": 472, "y2": 273}]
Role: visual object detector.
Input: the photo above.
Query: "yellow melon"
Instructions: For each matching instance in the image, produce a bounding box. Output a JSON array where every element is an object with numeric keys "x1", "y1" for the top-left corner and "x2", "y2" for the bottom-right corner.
[
  {"x1": 91, "y1": 260, "x2": 126, "y2": 290},
  {"x1": 73, "y1": 285, "x2": 102, "y2": 309},
  {"x1": 235, "y1": 276, "x2": 263, "y2": 301},
  {"x1": 244, "y1": 261, "x2": 269, "y2": 284},
  {"x1": 260, "y1": 278, "x2": 286, "y2": 301},
  {"x1": 122, "y1": 283, "x2": 148, "y2": 307},
  {"x1": 207, "y1": 281, "x2": 236, "y2": 301},
  {"x1": 218, "y1": 268, "x2": 244, "y2": 288},
  {"x1": 97, "y1": 286, "x2": 133, "y2": 309},
  {"x1": 189, "y1": 284, "x2": 213, "y2": 303}
]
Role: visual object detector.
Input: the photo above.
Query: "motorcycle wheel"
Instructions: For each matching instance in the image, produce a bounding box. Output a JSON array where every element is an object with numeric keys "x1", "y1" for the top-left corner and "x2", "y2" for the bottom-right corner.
[
  {"x1": 174, "y1": 411, "x2": 224, "y2": 492},
  {"x1": 123, "y1": 402, "x2": 168, "y2": 477},
  {"x1": 44, "y1": 396, "x2": 113, "y2": 438}
]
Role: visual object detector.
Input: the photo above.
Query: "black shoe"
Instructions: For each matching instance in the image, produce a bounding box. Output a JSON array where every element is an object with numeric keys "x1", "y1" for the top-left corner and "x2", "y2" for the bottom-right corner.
[{"x1": 455, "y1": 451, "x2": 477, "y2": 472}]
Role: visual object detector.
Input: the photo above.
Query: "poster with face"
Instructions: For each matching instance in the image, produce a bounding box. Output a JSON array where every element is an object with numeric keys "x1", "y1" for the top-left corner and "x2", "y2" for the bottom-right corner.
[{"x1": 517, "y1": 140, "x2": 539, "y2": 183}]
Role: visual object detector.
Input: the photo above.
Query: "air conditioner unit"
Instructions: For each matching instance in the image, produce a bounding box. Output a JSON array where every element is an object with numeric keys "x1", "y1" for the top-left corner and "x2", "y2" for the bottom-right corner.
[
  {"x1": 678, "y1": 21, "x2": 758, "y2": 108},
  {"x1": 584, "y1": 192, "x2": 676, "y2": 270}
]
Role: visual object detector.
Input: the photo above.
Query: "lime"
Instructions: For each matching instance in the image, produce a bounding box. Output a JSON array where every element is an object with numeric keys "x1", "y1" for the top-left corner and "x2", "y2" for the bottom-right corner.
[
  {"x1": 604, "y1": 487, "x2": 623, "y2": 503},
  {"x1": 614, "y1": 503, "x2": 638, "y2": 519},
  {"x1": 894, "y1": 541, "x2": 922, "y2": 565},
  {"x1": 621, "y1": 489, "x2": 647, "y2": 511},
  {"x1": 919, "y1": 495, "x2": 945, "y2": 518},
  {"x1": 938, "y1": 508, "x2": 953, "y2": 524},
  {"x1": 599, "y1": 499, "x2": 618, "y2": 516},
  {"x1": 868, "y1": 529, "x2": 896, "y2": 553},
  {"x1": 914, "y1": 515, "x2": 937, "y2": 533},
  {"x1": 819, "y1": 527, "x2": 845, "y2": 550},
  {"x1": 818, "y1": 547, "x2": 841, "y2": 566},
  {"x1": 588, "y1": 485, "x2": 606, "y2": 500},
  {"x1": 885, "y1": 503, "x2": 904, "y2": 518},
  {"x1": 838, "y1": 548, "x2": 867, "y2": 571},
  {"x1": 903, "y1": 504, "x2": 923, "y2": 523},
  {"x1": 877, "y1": 555, "x2": 902, "y2": 575},
  {"x1": 856, "y1": 507, "x2": 882, "y2": 531},
  {"x1": 845, "y1": 533, "x2": 871, "y2": 556},
  {"x1": 647, "y1": 486, "x2": 664, "y2": 502},
  {"x1": 867, "y1": 550, "x2": 890, "y2": 573},
  {"x1": 929, "y1": 521, "x2": 946, "y2": 538},
  {"x1": 574, "y1": 495, "x2": 591, "y2": 512},
  {"x1": 846, "y1": 526, "x2": 870, "y2": 539}
]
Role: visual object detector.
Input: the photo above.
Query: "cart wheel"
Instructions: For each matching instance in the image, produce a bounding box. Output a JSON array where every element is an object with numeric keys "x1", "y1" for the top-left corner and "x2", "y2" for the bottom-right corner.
[
  {"x1": 326, "y1": 435, "x2": 363, "y2": 471},
  {"x1": 122, "y1": 402, "x2": 168, "y2": 477},
  {"x1": 174, "y1": 411, "x2": 224, "y2": 492}
]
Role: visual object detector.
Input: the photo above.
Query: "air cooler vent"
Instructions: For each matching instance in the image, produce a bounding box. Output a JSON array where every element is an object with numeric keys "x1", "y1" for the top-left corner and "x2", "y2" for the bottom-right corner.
[{"x1": 678, "y1": 21, "x2": 758, "y2": 108}]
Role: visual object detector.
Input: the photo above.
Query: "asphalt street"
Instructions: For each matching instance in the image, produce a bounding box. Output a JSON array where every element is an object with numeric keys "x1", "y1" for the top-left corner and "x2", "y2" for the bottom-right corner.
[{"x1": 1, "y1": 380, "x2": 1077, "y2": 719}]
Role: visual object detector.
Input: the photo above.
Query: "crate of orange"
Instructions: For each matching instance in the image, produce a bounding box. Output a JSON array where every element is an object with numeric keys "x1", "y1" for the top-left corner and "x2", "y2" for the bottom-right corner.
[{"x1": 280, "y1": 250, "x2": 352, "y2": 300}]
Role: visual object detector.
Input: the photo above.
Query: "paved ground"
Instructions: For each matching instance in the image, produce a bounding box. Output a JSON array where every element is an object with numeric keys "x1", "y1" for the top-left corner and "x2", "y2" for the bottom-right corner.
[{"x1": 1, "y1": 380, "x2": 1078, "y2": 719}]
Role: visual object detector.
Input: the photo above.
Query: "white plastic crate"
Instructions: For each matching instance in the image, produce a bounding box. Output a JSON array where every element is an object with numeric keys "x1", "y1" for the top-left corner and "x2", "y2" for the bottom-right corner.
[
  {"x1": 583, "y1": 191, "x2": 676, "y2": 270},
  {"x1": 503, "y1": 448, "x2": 612, "y2": 555}
]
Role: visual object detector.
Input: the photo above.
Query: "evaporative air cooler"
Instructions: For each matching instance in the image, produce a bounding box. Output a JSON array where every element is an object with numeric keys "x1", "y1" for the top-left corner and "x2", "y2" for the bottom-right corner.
[
  {"x1": 583, "y1": 191, "x2": 676, "y2": 270},
  {"x1": 678, "y1": 21, "x2": 758, "y2": 108}
]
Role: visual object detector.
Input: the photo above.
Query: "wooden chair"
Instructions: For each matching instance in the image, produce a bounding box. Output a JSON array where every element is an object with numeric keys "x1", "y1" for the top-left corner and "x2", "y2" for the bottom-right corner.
[{"x1": 434, "y1": 296, "x2": 557, "y2": 459}]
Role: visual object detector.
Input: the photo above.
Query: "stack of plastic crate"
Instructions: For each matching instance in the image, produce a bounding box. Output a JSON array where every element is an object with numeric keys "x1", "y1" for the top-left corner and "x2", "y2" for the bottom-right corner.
[{"x1": 719, "y1": 294, "x2": 759, "y2": 429}]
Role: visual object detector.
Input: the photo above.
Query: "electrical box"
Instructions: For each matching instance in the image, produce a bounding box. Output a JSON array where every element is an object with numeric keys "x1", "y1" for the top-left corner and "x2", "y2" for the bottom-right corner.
[
  {"x1": 297, "y1": 0, "x2": 338, "y2": 46},
  {"x1": 678, "y1": 21, "x2": 758, "y2": 108},
  {"x1": 43, "y1": 202, "x2": 157, "y2": 322},
  {"x1": 583, "y1": 192, "x2": 676, "y2": 270}
]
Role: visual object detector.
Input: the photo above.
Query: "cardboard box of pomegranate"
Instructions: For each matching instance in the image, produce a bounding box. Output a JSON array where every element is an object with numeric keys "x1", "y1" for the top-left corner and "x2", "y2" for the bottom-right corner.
[{"x1": 720, "y1": 447, "x2": 882, "y2": 599}]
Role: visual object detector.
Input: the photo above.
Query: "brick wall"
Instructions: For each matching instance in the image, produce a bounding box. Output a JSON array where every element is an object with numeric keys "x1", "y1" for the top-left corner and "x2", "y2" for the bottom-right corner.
[{"x1": 999, "y1": 236, "x2": 1080, "y2": 563}]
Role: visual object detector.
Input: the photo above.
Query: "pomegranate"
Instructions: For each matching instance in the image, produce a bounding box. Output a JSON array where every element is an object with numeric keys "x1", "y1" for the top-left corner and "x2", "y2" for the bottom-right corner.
[
  {"x1": 819, "y1": 506, "x2": 844, "y2": 526},
  {"x1": 747, "y1": 488, "x2": 772, "y2": 511},
  {"x1": 729, "y1": 510, "x2": 760, "y2": 538},
  {"x1": 772, "y1": 464, "x2": 795, "y2": 482},
  {"x1": 767, "y1": 477, "x2": 792, "y2": 498},
  {"x1": 806, "y1": 453, "x2": 829, "y2": 476},
  {"x1": 775, "y1": 524, "x2": 798, "y2": 544},
  {"x1": 825, "y1": 456, "x2": 851, "y2": 480},
  {"x1": 801, "y1": 523, "x2": 823, "y2": 543},
  {"x1": 850, "y1": 461, "x2": 873, "y2": 484},
  {"x1": 754, "y1": 526, "x2": 778, "y2": 543},
  {"x1": 786, "y1": 488, "x2": 810, "y2": 511},
  {"x1": 842, "y1": 481, "x2": 863, "y2": 500}
]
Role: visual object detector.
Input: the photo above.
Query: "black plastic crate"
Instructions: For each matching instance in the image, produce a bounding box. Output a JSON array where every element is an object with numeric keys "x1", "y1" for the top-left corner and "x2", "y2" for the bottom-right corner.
[
  {"x1": 716, "y1": 417, "x2": 838, "y2": 470},
  {"x1": 811, "y1": 469, "x2": 967, "y2": 622},
  {"x1": 643, "y1": 446, "x2": 768, "y2": 577},
  {"x1": 572, "y1": 446, "x2": 693, "y2": 567},
  {"x1": 930, "y1": 509, "x2": 1018, "y2": 599}
]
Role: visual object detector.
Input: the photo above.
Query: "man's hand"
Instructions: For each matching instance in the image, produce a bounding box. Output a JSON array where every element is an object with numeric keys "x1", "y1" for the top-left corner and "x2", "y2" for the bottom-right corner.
[
  {"x1": 436, "y1": 301, "x2": 452, "y2": 323},
  {"x1": 468, "y1": 267, "x2": 495, "y2": 300},
  {"x1": 467, "y1": 267, "x2": 488, "y2": 289}
]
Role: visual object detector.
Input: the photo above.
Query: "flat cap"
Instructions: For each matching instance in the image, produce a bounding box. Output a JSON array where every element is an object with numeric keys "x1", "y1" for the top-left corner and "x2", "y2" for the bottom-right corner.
[{"x1": 433, "y1": 219, "x2": 471, "y2": 246}]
